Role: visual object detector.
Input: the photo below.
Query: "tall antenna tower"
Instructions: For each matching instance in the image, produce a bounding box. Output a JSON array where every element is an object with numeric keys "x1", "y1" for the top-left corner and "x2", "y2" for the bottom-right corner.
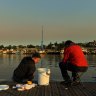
[{"x1": 41, "y1": 26, "x2": 43, "y2": 50}]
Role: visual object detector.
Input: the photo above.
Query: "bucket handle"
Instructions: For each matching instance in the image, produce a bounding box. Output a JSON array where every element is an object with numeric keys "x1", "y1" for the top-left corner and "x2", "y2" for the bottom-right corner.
[{"x1": 46, "y1": 72, "x2": 50, "y2": 75}]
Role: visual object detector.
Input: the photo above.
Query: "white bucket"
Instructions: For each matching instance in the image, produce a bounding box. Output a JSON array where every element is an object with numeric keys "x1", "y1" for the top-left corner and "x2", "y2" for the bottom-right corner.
[{"x1": 37, "y1": 68, "x2": 50, "y2": 85}]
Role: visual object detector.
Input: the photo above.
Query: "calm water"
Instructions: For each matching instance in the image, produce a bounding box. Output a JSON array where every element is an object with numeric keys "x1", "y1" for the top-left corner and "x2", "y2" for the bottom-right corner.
[{"x1": 0, "y1": 54, "x2": 96, "y2": 82}]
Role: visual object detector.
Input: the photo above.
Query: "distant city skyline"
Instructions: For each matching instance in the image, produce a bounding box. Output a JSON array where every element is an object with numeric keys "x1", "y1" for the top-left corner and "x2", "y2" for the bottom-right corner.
[{"x1": 0, "y1": 0, "x2": 96, "y2": 46}]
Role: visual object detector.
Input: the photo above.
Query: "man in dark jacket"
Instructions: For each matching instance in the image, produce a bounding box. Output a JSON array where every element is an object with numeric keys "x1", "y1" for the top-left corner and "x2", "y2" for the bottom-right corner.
[
  {"x1": 12, "y1": 52, "x2": 41, "y2": 83},
  {"x1": 59, "y1": 40, "x2": 88, "y2": 85}
]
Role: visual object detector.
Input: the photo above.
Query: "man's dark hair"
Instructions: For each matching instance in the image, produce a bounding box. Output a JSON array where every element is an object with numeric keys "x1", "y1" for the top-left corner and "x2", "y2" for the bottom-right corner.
[
  {"x1": 64, "y1": 40, "x2": 74, "y2": 46},
  {"x1": 32, "y1": 52, "x2": 41, "y2": 58}
]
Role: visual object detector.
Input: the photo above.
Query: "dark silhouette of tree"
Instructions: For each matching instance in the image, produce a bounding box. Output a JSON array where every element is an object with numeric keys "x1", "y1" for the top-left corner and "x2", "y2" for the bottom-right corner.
[
  {"x1": 12, "y1": 45, "x2": 17, "y2": 49},
  {"x1": 6, "y1": 45, "x2": 12, "y2": 50},
  {"x1": 18, "y1": 45, "x2": 25, "y2": 48},
  {"x1": 27, "y1": 44, "x2": 35, "y2": 48},
  {"x1": 0, "y1": 45, "x2": 4, "y2": 49},
  {"x1": 46, "y1": 42, "x2": 53, "y2": 49}
]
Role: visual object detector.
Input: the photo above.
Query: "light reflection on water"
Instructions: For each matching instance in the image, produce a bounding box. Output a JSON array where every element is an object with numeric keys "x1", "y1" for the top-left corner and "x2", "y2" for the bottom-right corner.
[{"x1": 0, "y1": 54, "x2": 96, "y2": 82}]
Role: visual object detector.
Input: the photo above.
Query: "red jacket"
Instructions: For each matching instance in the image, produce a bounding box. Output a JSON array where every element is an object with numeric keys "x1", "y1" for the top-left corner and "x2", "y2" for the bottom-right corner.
[{"x1": 63, "y1": 45, "x2": 88, "y2": 67}]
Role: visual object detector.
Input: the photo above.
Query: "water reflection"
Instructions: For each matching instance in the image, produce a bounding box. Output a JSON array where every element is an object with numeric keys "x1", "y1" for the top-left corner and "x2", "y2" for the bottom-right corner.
[
  {"x1": 0, "y1": 54, "x2": 96, "y2": 82},
  {"x1": 85, "y1": 55, "x2": 96, "y2": 67},
  {"x1": 0, "y1": 54, "x2": 96, "y2": 67},
  {"x1": 40, "y1": 54, "x2": 62, "y2": 68},
  {"x1": 39, "y1": 54, "x2": 46, "y2": 67}
]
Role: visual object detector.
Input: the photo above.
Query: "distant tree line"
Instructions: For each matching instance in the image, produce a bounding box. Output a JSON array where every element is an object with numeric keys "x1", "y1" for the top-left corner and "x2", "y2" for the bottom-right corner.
[{"x1": 0, "y1": 40, "x2": 96, "y2": 50}]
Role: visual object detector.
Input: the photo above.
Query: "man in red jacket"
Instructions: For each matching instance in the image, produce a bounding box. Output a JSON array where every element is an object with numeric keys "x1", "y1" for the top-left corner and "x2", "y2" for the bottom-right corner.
[{"x1": 59, "y1": 40, "x2": 88, "y2": 85}]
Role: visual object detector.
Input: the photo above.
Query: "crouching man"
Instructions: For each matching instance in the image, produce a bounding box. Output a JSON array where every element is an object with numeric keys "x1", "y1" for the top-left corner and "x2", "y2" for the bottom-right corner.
[{"x1": 12, "y1": 52, "x2": 41, "y2": 83}]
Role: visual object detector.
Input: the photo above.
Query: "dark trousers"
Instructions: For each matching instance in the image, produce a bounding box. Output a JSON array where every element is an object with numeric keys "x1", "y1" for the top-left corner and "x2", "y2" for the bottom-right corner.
[
  {"x1": 59, "y1": 62, "x2": 88, "y2": 81},
  {"x1": 12, "y1": 75, "x2": 34, "y2": 84}
]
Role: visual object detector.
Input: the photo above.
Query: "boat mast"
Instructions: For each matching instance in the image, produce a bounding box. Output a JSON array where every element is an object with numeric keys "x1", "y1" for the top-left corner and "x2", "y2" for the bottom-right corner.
[{"x1": 41, "y1": 26, "x2": 43, "y2": 50}]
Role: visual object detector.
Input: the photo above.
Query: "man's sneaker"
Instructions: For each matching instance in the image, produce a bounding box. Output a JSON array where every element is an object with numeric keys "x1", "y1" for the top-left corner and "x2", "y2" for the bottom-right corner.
[
  {"x1": 60, "y1": 80, "x2": 72, "y2": 86},
  {"x1": 71, "y1": 80, "x2": 80, "y2": 86}
]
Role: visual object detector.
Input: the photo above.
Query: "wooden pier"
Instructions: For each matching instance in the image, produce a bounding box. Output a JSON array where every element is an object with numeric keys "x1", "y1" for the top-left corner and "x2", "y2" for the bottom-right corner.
[{"x1": 0, "y1": 81, "x2": 96, "y2": 96}]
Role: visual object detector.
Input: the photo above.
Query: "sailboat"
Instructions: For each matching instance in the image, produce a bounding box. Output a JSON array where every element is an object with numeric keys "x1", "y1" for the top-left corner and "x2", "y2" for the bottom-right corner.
[{"x1": 39, "y1": 26, "x2": 46, "y2": 54}]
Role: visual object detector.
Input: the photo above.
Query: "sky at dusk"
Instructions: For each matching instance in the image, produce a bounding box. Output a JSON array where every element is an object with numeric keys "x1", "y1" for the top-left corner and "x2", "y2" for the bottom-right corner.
[{"x1": 0, "y1": 0, "x2": 96, "y2": 46}]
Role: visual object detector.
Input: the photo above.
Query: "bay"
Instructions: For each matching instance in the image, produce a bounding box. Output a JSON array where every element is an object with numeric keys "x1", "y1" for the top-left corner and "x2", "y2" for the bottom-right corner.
[{"x1": 0, "y1": 54, "x2": 96, "y2": 82}]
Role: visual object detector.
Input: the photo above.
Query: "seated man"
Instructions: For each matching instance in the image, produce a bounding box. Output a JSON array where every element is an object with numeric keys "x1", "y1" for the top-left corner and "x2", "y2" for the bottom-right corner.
[
  {"x1": 12, "y1": 52, "x2": 41, "y2": 83},
  {"x1": 59, "y1": 40, "x2": 88, "y2": 85}
]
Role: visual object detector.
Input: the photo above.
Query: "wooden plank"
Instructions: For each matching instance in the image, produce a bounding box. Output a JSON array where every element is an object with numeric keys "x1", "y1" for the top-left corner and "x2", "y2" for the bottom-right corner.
[
  {"x1": 28, "y1": 86, "x2": 39, "y2": 96},
  {"x1": 83, "y1": 83, "x2": 96, "y2": 96},
  {"x1": 69, "y1": 84, "x2": 88, "y2": 96},
  {"x1": 37, "y1": 86, "x2": 45, "y2": 96},
  {"x1": 56, "y1": 82, "x2": 70, "y2": 96},
  {"x1": 26, "y1": 87, "x2": 37, "y2": 96},
  {"x1": 50, "y1": 82, "x2": 60, "y2": 96},
  {"x1": 0, "y1": 81, "x2": 96, "y2": 96},
  {"x1": 0, "y1": 91, "x2": 11, "y2": 96},
  {"x1": 44, "y1": 85, "x2": 51, "y2": 96}
]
